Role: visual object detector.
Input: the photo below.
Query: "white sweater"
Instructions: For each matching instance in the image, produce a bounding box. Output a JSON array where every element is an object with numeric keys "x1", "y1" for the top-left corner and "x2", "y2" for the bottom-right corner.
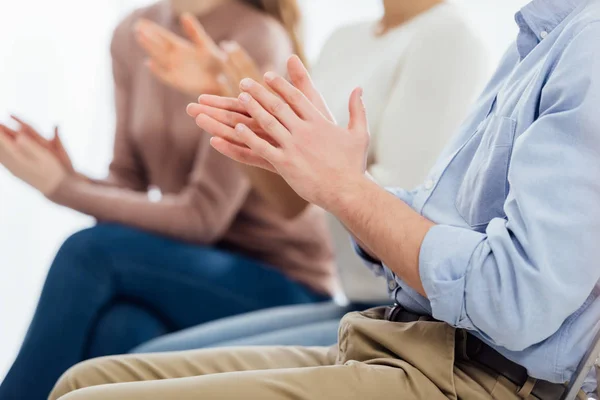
[{"x1": 312, "y1": 3, "x2": 491, "y2": 303}]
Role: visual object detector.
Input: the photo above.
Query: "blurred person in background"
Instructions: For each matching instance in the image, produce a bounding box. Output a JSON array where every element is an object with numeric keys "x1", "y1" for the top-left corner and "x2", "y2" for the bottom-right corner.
[
  {"x1": 0, "y1": 1, "x2": 336, "y2": 399},
  {"x1": 132, "y1": 0, "x2": 491, "y2": 354}
]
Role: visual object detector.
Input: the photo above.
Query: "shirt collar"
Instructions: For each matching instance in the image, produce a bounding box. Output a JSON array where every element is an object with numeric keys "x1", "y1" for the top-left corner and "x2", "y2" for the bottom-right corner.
[{"x1": 514, "y1": 0, "x2": 579, "y2": 57}]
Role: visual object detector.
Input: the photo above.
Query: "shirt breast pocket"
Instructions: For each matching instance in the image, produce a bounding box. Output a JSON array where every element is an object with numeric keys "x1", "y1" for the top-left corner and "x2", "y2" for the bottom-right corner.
[{"x1": 455, "y1": 115, "x2": 516, "y2": 230}]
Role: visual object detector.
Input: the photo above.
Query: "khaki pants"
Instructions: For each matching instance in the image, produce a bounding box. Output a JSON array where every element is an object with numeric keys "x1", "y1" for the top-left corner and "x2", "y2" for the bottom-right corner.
[{"x1": 50, "y1": 308, "x2": 542, "y2": 400}]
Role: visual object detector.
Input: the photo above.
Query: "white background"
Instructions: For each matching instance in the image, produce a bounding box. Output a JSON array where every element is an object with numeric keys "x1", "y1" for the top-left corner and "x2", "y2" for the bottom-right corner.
[{"x1": 0, "y1": 0, "x2": 528, "y2": 382}]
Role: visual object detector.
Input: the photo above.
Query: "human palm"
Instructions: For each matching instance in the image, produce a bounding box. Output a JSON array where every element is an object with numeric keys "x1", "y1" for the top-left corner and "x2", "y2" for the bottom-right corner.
[{"x1": 135, "y1": 13, "x2": 227, "y2": 96}]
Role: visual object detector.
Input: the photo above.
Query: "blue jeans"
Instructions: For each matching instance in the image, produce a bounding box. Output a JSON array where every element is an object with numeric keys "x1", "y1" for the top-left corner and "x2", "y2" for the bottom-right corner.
[
  {"x1": 133, "y1": 302, "x2": 382, "y2": 353},
  {"x1": 0, "y1": 223, "x2": 328, "y2": 400}
]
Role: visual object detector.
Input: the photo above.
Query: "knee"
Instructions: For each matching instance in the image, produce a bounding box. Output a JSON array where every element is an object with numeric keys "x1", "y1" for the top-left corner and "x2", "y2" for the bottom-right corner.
[
  {"x1": 50, "y1": 224, "x2": 132, "y2": 277},
  {"x1": 88, "y1": 303, "x2": 168, "y2": 358},
  {"x1": 52, "y1": 227, "x2": 105, "y2": 267},
  {"x1": 48, "y1": 357, "x2": 110, "y2": 400}
]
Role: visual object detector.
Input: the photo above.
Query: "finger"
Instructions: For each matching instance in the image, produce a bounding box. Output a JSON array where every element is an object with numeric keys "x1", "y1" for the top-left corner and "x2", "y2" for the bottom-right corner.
[
  {"x1": 52, "y1": 127, "x2": 70, "y2": 159},
  {"x1": 286, "y1": 55, "x2": 333, "y2": 122},
  {"x1": 234, "y1": 123, "x2": 283, "y2": 164},
  {"x1": 210, "y1": 137, "x2": 276, "y2": 173},
  {"x1": 146, "y1": 59, "x2": 176, "y2": 86},
  {"x1": 222, "y1": 41, "x2": 281, "y2": 96},
  {"x1": 15, "y1": 134, "x2": 43, "y2": 159},
  {"x1": 135, "y1": 19, "x2": 179, "y2": 47},
  {"x1": 0, "y1": 130, "x2": 19, "y2": 157},
  {"x1": 239, "y1": 78, "x2": 301, "y2": 128},
  {"x1": 136, "y1": 33, "x2": 170, "y2": 67},
  {"x1": 0, "y1": 125, "x2": 17, "y2": 140},
  {"x1": 262, "y1": 71, "x2": 322, "y2": 121},
  {"x1": 10, "y1": 115, "x2": 43, "y2": 139},
  {"x1": 9, "y1": 115, "x2": 36, "y2": 134},
  {"x1": 238, "y1": 91, "x2": 292, "y2": 147},
  {"x1": 181, "y1": 13, "x2": 219, "y2": 52},
  {"x1": 348, "y1": 87, "x2": 369, "y2": 135},
  {"x1": 219, "y1": 42, "x2": 251, "y2": 96},
  {"x1": 195, "y1": 114, "x2": 247, "y2": 146},
  {"x1": 134, "y1": 20, "x2": 175, "y2": 66},
  {"x1": 197, "y1": 95, "x2": 248, "y2": 114},
  {"x1": 188, "y1": 103, "x2": 255, "y2": 129},
  {"x1": 224, "y1": 41, "x2": 261, "y2": 80}
]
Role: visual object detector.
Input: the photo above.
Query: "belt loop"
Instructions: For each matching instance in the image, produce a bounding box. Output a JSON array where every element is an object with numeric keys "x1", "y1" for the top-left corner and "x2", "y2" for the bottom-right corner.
[
  {"x1": 517, "y1": 377, "x2": 537, "y2": 398},
  {"x1": 459, "y1": 330, "x2": 470, "y2": 361}
]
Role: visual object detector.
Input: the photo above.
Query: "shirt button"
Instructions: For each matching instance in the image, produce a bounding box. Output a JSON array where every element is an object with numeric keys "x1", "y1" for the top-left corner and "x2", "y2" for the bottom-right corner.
[
  {"x1": 540, "y1": 30, "x2": 548, "y2": 39},
  {"x1": 388, "y1": 280, "x2": 398, "y2": 291},
  {"x1": 424, "y1": 179, "x2": 435, "y2": 191}
]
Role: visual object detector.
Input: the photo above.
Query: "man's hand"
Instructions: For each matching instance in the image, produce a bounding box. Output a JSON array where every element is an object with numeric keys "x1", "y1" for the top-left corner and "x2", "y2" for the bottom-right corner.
[
  {"x1": 188, "y1": 55, "x2": 365, "y2": 209},
  {"x1": 134, "y1": 13, "x2": 227, "y2": 96}
]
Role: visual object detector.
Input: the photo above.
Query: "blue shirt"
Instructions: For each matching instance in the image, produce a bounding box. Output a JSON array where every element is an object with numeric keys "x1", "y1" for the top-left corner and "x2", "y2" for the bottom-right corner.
[{"x1": 356, "y1": 0, "x2": 600, "y2": 384}]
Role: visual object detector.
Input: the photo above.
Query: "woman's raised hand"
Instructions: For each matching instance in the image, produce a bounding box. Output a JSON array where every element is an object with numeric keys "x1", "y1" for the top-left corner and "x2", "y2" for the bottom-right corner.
[
  {"x1": 134, "y1": 13, "x2": 229, "y2": 96},
  {"x1": 0, "y1": 118, "x2": 70, "y2": 196},
  {"x1": 0, "y1": 116, "x2": 74, "y2": 172}
]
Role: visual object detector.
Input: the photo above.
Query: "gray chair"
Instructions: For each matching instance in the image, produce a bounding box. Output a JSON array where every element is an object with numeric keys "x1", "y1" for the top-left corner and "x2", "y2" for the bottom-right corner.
[{"x1": 560, "y1": 329, "x2": 600, "y2": 400}]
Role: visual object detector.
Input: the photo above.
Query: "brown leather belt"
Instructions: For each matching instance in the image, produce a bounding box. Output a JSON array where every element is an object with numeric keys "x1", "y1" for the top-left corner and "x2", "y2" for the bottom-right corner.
[{"x1": 384, "y1": 305, "x2": 567, "y2": 400}]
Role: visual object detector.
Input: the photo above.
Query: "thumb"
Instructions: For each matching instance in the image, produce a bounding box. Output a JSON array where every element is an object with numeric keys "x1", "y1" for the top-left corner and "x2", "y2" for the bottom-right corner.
[
  {"x1": 347, "y1": 87, "x2": 368, "y2": 134},
  {"x1": 51, "y1": 127, "x2": 62, "y2": 149}
]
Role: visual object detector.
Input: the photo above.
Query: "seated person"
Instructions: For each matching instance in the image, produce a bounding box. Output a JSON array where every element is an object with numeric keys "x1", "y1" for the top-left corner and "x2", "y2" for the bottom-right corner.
[
  {"x1": 50, "y1": 0, "x2": 600, "y2": 399},
  {"x1": 134, "y1": 0, "x2": 490, "y2": 352},
  {"x1": 0, "y1": 1, "x2": 335, "y2": 399}
]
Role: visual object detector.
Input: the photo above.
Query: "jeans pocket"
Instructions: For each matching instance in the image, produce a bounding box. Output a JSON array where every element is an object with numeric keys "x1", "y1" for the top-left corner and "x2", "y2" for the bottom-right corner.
[{"x1": 456, "y1": 115, "x2": 516, "y2": 230}]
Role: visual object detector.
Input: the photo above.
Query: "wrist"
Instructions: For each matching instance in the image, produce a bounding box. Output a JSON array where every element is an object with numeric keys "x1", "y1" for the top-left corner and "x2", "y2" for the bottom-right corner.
[
  {"x1": 45, "y1": 172, "x2": 84, "y2": 204},
  {"x1": 320, "y1": 173, "x2": 376, "y2": 215}
]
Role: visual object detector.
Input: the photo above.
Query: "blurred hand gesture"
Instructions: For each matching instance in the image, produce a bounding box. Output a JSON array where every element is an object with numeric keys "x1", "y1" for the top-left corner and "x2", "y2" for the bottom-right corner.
[
  {"x1": 0, "y1": 117, "x2": 70, "y2": 196},
  {"x1": 0, "y1": 116, "x2": 74, "y2": 172},
  {"x1": 135, "y1": 13, "x2": 229, "y2": 96}
]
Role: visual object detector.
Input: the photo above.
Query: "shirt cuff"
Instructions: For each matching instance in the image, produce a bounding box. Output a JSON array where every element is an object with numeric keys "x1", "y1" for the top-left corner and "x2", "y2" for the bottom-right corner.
[
  {"x1": 419, "y1": 224, "x2": 485, "y2": 326},
  {"x1": 352, "y1": 240, "x2": 384, "y2": 276}
]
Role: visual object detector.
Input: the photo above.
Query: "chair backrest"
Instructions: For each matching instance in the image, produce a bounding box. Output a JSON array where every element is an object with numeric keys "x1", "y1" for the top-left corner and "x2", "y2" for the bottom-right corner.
[{"x1": 560, "y1": 328, "x2": 600, "y2": 400}]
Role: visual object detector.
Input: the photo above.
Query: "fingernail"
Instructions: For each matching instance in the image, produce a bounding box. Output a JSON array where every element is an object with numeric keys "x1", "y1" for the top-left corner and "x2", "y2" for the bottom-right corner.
[
  {"x1": 240, "y1": 79, "x2": 253, "y2": 89},
  {"x1": 239, "y1": 93, "x2": 251, "y2": 103},
  {"x1": 235, "y1": 123, "x2": 246, "y2": 133},
  {"x1": 264, "y1": 71, "x2": 277, "y2": 82}
]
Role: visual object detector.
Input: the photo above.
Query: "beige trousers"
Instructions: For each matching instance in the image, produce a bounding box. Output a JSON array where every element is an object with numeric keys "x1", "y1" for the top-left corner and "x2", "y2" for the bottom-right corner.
[{"x1": 50, "y1": 308, "x2": 544, "y2": 400}]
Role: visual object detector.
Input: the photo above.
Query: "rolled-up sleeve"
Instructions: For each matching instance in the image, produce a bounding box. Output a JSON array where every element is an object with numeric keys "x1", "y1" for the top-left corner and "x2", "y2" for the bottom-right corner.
[{"x1": 419, "y1": 23, "x2": 600, "y2": 351}]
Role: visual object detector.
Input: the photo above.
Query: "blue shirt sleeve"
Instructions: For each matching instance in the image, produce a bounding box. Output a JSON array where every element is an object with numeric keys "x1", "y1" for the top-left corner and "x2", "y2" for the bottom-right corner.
[{"x1": 419, "y1": 23, "x2": 600, "y2": 351}]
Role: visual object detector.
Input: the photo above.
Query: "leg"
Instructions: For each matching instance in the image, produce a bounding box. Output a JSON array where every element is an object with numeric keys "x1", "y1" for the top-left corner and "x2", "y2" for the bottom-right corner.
[
  {"x1": 1, "y1": 223, "x2": 328, "y2": 400},
  {"x1": 50, "y1": 346, "x2": 335, "y2": 400},
  {"x1": 212, "y1": 319, "x2": 342, "y2": 347},
  {"x1": 53, "y1": 310, "x2": 525, "y2": 400},
  {"x1": 0, "y1": 227, "x2": 119, "y2": 400},
  {"x1": 86, "y1": 302, "x2": 169, "y2": 358},
  {"x1": 52, "y1": 347, "x2": 418, "y2": 400},
  {"x1": 133, "y1": 302, "x2": 350, "y2": 353}
]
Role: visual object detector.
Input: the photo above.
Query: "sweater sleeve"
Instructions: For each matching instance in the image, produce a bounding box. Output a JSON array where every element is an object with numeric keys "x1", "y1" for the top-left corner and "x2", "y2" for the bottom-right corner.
[{"x1": 49, "y1": 10, "x2": 252, "y2": 244}]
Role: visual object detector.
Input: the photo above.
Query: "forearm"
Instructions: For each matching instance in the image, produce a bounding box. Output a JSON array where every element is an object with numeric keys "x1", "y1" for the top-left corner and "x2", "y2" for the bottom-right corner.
[
  {"x1": 327, "y1": 176, "x2": 435, "y2": 296},
  {"x1": 48, "y1": 175, "x2": 233, "y2": 243},
  {"x1": 242, "y1": 166, "x2": 308, "y2": 218}
]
